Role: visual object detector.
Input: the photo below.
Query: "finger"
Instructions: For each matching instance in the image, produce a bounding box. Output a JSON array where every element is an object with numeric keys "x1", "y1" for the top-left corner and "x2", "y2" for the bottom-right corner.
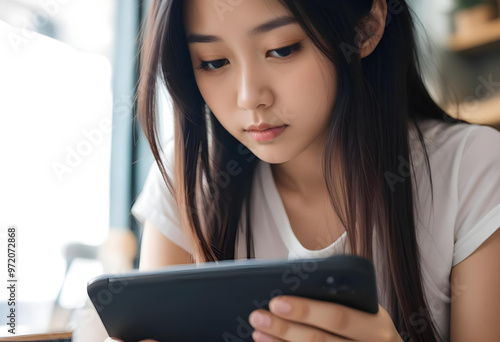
[
  {"x1": 249, "y1": 309, "x2": 349, "y2": 342},
  {"x1": 252, "y1": 330, "x2": 287, "y2": 342},
  {"x1": 268, "y1": 296, "x2": 388, "y2": 341}
]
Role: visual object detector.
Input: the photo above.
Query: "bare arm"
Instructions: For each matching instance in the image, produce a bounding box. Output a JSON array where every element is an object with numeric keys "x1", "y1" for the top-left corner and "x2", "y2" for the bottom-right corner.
[
  {"x1": 450, "y1": 227, "x2": 500, "y2": 341},
  {"x1": 138, "y1": 219, "x2": 193, "y2": 271}
]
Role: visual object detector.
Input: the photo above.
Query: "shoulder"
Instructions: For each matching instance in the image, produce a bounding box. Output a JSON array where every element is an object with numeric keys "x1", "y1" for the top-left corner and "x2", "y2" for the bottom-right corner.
[
  {"x1": 147, "y1": 137, "x2": 176, "y2": 179},
  {"x1": 411, "y1": 117, "x2": 500, "y2": 144},
  {"x1": 137, "y1": 137, "x2": 177, "y2": 201},
  {"x1": 160, "y1": 137, "x2": 176, "y2": 171},
  {"x1": 409, "y1": 118, "x2": 500, "y2": 169},
  {"x1": 457, "y1": 123, "x2": 500, "y2": 167},
  {"x1": 410, "y1": 118, "x2": 480, "y2": 152}
]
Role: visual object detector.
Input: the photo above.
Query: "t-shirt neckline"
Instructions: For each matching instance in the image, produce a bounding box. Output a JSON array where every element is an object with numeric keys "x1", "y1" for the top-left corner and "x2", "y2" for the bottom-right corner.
[{"x1": 258, "y1": 160, "x2": 348, "y2": 258}]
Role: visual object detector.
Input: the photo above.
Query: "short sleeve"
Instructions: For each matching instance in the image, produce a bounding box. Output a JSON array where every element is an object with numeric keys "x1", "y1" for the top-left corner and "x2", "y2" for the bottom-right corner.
[
  {"x1": 131, "y1": 139, "x2": 194, "y2": 255},
  {"x1": 453, "y1": 125, "x2": 500, "y2": 266}
]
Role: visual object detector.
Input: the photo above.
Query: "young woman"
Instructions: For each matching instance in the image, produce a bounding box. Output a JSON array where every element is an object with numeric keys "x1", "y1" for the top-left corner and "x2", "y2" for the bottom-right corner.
[{"x1": 110, "y1": 0, "x2": 500, "y2": 341}]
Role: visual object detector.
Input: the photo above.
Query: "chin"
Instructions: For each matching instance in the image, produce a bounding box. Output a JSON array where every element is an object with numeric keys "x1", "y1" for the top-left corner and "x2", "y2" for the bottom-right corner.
[{"x1": 250, "y1": 147, "x2": 291, "y2": 164}]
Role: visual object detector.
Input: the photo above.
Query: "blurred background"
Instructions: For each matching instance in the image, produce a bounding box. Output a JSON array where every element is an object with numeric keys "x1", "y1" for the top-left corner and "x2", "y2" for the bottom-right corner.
[{"x1": 0, "y1": 0, "x2": 499, "y2": 341}]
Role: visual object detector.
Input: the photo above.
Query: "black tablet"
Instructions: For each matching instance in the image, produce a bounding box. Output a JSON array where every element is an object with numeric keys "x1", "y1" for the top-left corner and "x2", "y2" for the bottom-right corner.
[{"x1": 87, "y1": 254, "x2": 378, "y2": 342}]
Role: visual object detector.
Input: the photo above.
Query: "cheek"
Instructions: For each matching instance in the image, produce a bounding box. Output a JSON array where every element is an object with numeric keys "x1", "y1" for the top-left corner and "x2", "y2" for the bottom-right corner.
[
  {"x1": 195, "y1": 80, "x2": 241, "y2": 137},
  {"x1": 195, "y1": 76, "x2": 217, "y2": 108},
  {"x1": 195, "y1": 77, "x2": 230, "y2": 119},
  {"x1": 282, "y1": 59, "x2": 336, "y2": 124}
]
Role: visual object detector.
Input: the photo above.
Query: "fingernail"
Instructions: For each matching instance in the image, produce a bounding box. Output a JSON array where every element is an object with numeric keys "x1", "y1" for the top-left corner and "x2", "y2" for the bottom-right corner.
[
  {"x1": 271, "y1": 299, "x2": 291, "y2": 314},
  {"x1": 253, "y1": 330, "x2": 275, "y2": 342},
  {"x1": 250, "y1": 312, "x2": 271, "y2": 327}
]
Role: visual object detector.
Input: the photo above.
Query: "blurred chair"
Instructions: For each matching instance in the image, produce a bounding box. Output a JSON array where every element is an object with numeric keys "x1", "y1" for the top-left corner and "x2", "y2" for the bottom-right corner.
[
  {"x1": 49, "y1": 229, "x2": 138, "y2": 340},
  {"x1": 49, "y1": 242, "x2": 99, "y2": 331}
]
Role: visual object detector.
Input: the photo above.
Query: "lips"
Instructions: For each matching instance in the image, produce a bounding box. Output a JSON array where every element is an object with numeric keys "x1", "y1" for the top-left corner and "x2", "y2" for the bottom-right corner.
[
  {"x1": 247, "y1": 125, "x2": 288, "y2": 142},
  {"x1": 246, "y1": 123, "x2": 288, "y2": 131}
]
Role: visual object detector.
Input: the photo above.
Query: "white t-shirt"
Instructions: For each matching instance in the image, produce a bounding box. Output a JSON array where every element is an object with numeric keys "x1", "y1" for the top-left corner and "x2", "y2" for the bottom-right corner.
[{"x1": 131, "y1": 118, "x2": 500, "y2": 341}]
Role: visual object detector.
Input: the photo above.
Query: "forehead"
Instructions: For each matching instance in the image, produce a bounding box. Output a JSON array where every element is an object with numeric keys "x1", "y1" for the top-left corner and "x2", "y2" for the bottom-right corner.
[{"x1": 183, "y1": 0, "x2": 290, "y2": 35}]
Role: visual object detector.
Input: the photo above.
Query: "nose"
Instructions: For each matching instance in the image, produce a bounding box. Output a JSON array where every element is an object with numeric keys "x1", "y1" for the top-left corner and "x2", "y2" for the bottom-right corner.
[{"x1": 236, "y1": 62, "x2": 273, "y2": 111}]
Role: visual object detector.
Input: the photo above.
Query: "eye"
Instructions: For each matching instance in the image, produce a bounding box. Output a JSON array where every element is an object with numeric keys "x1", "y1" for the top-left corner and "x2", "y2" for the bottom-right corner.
[
  {"x1": 195, "y1": 42, "x2": 303, "y2": 73},
  {"x1": 268, "y1": 43, "x2": 302, "y2": 58}
]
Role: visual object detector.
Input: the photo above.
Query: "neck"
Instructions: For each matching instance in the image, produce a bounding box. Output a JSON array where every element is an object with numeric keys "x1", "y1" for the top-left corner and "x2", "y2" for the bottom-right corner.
[{"x1": 270, "y1": 131, "x2": 331, "y2": 203}]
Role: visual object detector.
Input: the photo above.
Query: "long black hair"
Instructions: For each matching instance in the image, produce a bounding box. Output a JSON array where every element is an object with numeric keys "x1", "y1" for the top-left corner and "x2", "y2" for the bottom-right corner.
[{"x1": 137, "y1": 1, "x2": 468, "y2": 341}]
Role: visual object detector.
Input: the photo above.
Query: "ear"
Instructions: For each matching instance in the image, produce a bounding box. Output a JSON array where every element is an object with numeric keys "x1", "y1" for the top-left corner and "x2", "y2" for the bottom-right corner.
[{"x1": 358, "y1": 0, "x2": 387, "y2": 58}]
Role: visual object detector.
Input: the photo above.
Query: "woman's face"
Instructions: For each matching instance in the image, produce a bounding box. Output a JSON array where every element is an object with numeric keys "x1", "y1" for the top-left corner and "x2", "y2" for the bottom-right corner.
[{"x1": 183, "y1": 0, "x2": 337, "y2": 164}]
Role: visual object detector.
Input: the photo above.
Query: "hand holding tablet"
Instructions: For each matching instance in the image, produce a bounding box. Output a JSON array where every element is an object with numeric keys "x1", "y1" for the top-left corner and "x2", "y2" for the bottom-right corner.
[{"x1": 89, "y1": 254, "x2": 379, "y2": 342}]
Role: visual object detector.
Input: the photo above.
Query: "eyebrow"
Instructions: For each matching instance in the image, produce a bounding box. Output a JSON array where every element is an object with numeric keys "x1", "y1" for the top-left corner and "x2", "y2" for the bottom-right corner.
[{"x1": 186, "y1": 15, "x2": 298, "y2": 44}]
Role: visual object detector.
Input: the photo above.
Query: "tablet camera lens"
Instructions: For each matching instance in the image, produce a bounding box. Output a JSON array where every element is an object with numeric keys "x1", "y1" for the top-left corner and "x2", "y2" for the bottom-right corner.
[{"x1": 324, "y1": 276, "x2": 337, "y2": 294}]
